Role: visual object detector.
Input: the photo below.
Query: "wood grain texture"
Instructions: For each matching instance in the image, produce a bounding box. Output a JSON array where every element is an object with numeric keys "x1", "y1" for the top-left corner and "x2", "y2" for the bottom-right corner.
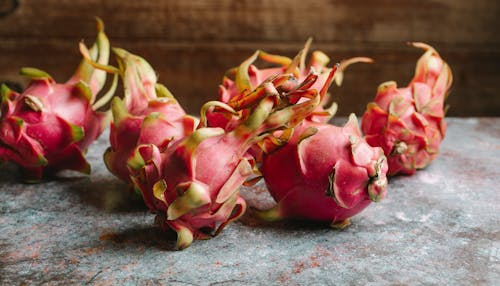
[{"x1": 1, "y1": 0, "x2": 499, "y2": 116}]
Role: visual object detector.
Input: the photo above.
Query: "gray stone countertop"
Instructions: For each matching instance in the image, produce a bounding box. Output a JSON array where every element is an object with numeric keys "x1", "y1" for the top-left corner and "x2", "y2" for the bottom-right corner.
[{"x1": 1, "y1": 118, "x2": 499, "y2": 285}]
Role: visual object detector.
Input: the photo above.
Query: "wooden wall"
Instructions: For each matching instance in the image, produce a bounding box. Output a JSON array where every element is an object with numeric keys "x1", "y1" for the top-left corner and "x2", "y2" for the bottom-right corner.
[{"x1": 1, "y1": 0, "x2": 499, "y2": 116}]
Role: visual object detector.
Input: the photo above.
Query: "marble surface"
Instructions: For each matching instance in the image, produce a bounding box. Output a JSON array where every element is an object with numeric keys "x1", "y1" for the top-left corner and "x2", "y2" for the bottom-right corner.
[{"x1": 1, "y1": 118, "x2": 499, "y2": 285}]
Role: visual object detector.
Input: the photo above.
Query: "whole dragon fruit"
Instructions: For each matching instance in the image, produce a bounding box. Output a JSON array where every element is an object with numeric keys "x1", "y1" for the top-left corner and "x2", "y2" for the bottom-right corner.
[
  {"x1": 361, "y1": 43, "x2": 453, "y2": 175},
  {"x1": 0, "y1": 19, "x2": 116, "y2": 182},
  {"x1": 82, "y1": 47, "x2": 197, "y2": 185},
  {"x1": 128, "y1": 73, "x2": 324, "y2": 249},
  {"x1": 257, "y1": 114, "x2": 388, "y2": 227}
]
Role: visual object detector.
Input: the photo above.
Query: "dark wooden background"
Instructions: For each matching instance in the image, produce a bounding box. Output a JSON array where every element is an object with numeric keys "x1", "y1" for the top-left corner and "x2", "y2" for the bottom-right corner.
[{"x1": 1, "y1": 0, "x2": 499, "y2": 116}]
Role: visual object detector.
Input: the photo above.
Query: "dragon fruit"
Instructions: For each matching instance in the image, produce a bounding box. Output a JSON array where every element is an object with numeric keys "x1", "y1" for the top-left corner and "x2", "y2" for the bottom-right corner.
[
  {"x1": 0, "y1": 19, "x2": 116, "y2": 182},
  {"x1": 218, "y1": 43, "x2": 388, "y2": 226},
  {"x1": 82, "y1": 47, "x2": 198, "y2": 185},
  {"x1": 258, "y1": 114, "x2": 388, "y2": 227},
  {"x1": 361, "y1": 43, "x2": 453, "y2": 175},
  {"x1": 128, "y1": 72, "x2": 325, "y2": 249}
]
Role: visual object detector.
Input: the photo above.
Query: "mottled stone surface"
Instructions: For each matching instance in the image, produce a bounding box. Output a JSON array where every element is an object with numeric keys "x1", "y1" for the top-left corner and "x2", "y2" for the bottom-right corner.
[{"x1": 1, "y1": 118, "x2": 499, "y2": 285}]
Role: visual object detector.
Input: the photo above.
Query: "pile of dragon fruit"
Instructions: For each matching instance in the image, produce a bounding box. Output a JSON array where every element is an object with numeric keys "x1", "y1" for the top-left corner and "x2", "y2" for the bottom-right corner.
[{"x1": 0, "y1": 19, "x2": 452, "y2": 249}]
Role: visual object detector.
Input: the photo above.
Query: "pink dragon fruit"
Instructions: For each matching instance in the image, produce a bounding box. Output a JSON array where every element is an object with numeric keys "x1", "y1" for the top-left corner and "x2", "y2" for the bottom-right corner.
[
  {"x1": 82, "y1": 47, "x2": 198, "y2": 185},
  {"x1": 361, "y1": 43, "x2": 453, "y2": 175},
  {"x1": 258, "y1": 114, "x2": 388, "y2": 227},
  {"x1": 128, "y1": 71, "x2": 326, "y2": 249},
  {"x1": 0, "y1": 19, "x2": 116, "y2": 181}
]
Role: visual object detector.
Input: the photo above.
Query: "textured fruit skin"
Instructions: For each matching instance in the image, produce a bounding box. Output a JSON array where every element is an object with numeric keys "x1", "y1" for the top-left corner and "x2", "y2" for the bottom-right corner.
[
  {"x1": 207, "y1": 43, "x2": 341, "y2": 130},
  {"x1": 361, "y1": 43, "x2": 453, "y2": 175},
  {"x1": 207, "y1": 40, "x2": 372, "y2": 131},
  {"x1": 0, "y1": 19, "x2": 114, "y2": 181},
  {"x1": 129, "y1": 72, "x2": 322, "y2": 249},
  {"x1": 260, "y1": 115, "x2": 388, "y2": 226},
  {"x1": 101, "y1": 48, "x2": 197, "y2": 184}
]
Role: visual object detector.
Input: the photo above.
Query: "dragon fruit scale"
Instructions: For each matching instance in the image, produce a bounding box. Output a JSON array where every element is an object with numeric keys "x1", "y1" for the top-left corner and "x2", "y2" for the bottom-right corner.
[
  {"x1": 128, "y1": 73, "x2": 325, "y2": 249},
  {"x1": 361, "y1": 43, "x2": 453, "y2": 175},
  {"x1": 0, "y1": 18, "x2": 116, "y2": 182},
  {"x1": 258, "y1": 114, "x2": 388, "y2": 228},
  {"x1": 207, "y1": 39, "x2": 373, "y2": 130},
  {"x1": 81, "y1": 47, "x2": 198, "y2": 186}
]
